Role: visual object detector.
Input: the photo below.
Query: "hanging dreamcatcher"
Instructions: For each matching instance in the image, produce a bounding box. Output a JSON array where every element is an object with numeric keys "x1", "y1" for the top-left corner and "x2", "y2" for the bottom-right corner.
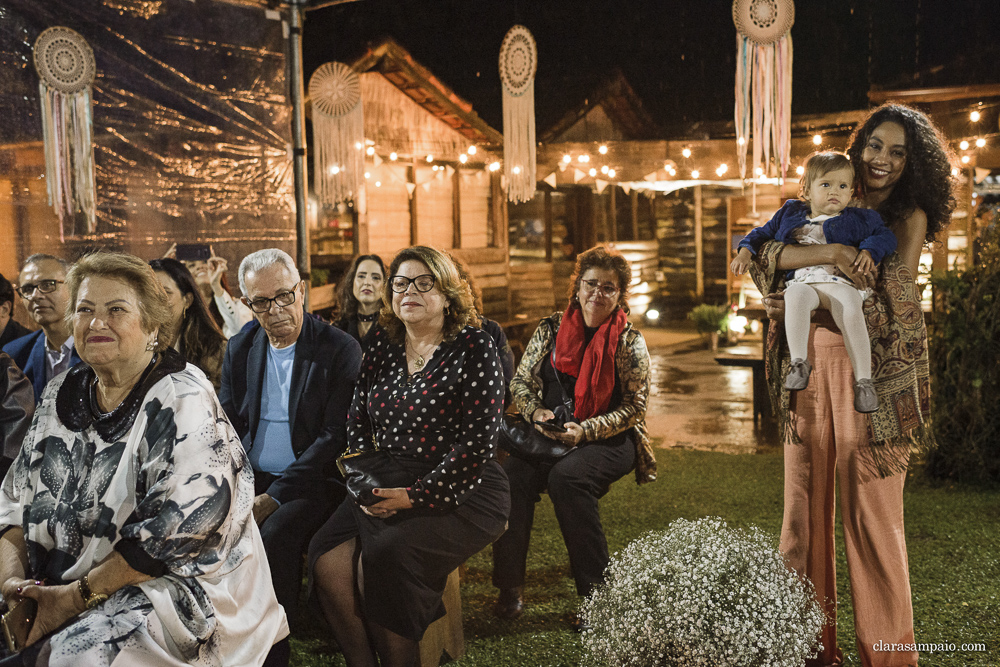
[
  {"x1": 309, "y1": 61, "x2": 364, "y2": 207},
  {"x1": 33, "y1": 26, "x2": 97, "y2": 239},
  {"x1": 733, "y1": 0, "x2": 794, "y2": 181},
  {"x1": 499, "y1": 25, "x2": 537, "y2": 203}
]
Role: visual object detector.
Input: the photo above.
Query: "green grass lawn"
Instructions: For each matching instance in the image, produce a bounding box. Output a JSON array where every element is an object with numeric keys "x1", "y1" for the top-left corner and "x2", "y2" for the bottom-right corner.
[{"x1": 290, "y1": 447, "x2": 1000, "y2": 666}]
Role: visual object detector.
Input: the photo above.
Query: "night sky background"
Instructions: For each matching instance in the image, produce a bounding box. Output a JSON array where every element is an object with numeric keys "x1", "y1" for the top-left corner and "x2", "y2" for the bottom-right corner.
[{"x1": 303, "y1": 0, "x2": 1000, "y2": 135}]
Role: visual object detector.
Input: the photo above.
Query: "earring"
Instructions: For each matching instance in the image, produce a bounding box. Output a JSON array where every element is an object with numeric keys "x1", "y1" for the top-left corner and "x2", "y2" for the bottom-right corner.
[
  {"x1": 146, "y1": 338, "x2": 157, "y2": 352},
  {"x1": 444, "y1": 304, "x2": 452, "y2": 316}
]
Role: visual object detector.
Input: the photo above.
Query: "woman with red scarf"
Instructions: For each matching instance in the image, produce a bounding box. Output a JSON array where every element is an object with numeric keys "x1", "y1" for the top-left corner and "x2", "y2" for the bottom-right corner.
[{"x1": 491, "y1": 245, "x2": 656, "y2": 630}]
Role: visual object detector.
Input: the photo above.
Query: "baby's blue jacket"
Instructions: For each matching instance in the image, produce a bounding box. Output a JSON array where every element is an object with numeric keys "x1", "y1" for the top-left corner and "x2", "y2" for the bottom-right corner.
[{"x1": 738, "y1": 200, "x2": 897, "y2": 266}]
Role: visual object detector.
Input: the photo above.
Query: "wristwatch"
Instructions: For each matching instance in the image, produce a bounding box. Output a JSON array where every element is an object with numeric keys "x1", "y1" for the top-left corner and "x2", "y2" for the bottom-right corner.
[{"x1": 77, "y1": 574, "x2": 108, "y2": 610}]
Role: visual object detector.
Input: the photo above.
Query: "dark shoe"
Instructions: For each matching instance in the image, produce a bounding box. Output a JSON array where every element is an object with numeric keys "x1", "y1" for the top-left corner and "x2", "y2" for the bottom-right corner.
[
  {"x1": 785, "y1": 358, "x2": 812, "y2": 391},
  {"x1": 853, "y1": 378, "x2": 879, "y2": 413},
  {"x1": 494, "y1": 587, "x2": 524, "y2": 620},
  {"x1": 569, "y1": 612, "x2": 591, "y2": 633}
]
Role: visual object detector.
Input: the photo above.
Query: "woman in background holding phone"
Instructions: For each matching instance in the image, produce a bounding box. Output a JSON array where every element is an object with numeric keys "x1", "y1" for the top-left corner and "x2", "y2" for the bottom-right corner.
[
  {"x1": 166, "y1": 244, "x2": 253, "y2": 338},
  {"x1": 491, "y1": 245, "x2": 656, "y2": 629}
]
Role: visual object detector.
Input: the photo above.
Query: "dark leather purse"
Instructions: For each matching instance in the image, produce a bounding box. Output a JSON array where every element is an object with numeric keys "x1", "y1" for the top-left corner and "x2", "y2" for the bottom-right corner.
[
  {"x1": 499, "y1": 347, "x2": 576, "y2": 462},
  {"x1": 337, "y1": 448, "x2": 415, "y2": 506}
]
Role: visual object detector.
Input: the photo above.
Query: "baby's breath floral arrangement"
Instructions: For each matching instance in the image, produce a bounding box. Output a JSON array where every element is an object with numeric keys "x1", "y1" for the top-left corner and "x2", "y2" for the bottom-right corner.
[{"x1": 580, "y1": 518, "x2": 825, "y2": 667}]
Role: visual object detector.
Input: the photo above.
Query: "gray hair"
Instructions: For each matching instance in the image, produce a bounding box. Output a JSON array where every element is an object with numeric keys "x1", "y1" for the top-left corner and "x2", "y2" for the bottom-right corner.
[
  {"x1": 238, "y1": 248, "x2": 298, "y2": 296},
  {"x1": 24, "y1": 253, "x2": 70, "y2": 274}
]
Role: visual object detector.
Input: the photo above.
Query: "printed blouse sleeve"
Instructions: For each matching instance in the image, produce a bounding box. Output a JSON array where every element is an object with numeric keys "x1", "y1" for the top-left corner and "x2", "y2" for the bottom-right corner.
[
  {"x1": 115, "y1": 378, "x2": 249, "y2": 578},
  {"x1": 345, "y1": 329, "x2": 380, "y2": 454},
  {"x1": 407, "y1": 331, "x2": 504, "y2": 510}
]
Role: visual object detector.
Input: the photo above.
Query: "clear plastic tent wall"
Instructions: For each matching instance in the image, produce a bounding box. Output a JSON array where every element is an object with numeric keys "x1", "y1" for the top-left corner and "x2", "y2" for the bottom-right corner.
[{"x1": 0, "y1": 0, "x2": 293, "y2": 279}]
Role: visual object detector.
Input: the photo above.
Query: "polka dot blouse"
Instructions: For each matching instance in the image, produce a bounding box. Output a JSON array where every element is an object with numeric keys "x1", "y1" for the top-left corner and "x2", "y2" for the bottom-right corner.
[{"x1": 347, "y1": 325, "x2": 505, "y2": 509}]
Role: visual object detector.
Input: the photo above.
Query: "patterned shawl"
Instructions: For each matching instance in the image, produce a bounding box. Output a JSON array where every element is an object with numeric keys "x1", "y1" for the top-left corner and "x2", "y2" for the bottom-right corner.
[{"x1": 749, "y1": 240, "x2": 933, "y2": 477}]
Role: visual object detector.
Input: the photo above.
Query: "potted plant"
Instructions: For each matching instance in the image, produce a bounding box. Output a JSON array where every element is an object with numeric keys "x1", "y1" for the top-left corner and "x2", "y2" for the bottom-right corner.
[{"x1": 687, "y1": 304, "x2": 728, "y2": 351}]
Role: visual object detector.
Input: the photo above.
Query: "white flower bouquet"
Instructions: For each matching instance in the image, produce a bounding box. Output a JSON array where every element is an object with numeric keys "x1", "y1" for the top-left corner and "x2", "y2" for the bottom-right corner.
[{"x1": 580, "y1": 517, "x2": 825, "y2": 667}]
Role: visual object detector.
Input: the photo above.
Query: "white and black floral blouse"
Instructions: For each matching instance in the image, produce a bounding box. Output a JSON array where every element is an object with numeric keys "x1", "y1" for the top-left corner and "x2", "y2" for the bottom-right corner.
[
  {"x1": 0, "y1": 356, "x2": 287, "y2": 667},
  {"x1": 347, "y1": 325, "x2": 504, "y2": 510}
]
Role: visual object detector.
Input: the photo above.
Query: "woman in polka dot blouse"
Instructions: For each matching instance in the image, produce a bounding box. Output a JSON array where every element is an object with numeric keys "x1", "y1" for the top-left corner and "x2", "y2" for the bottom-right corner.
[
  {"x1": 491, "y1": 244, "x2": 656, "y2": 631},
  {"x1": 308, "y1": 246, "x2": 510, "y2": 666}
]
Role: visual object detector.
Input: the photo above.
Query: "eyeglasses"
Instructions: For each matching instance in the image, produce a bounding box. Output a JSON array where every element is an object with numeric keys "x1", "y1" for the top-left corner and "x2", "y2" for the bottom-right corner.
[
  {"x1": 581, "y1": 279, "x2": 620, "y2": 299},
  {"x1": 244, "y1": 287, "x2": 298, "y2": 313},
  {"x1": 389, "y1": 274, "x2": 436, "y2": 293},
  {"x1": 17, "y1": 280, "x2": 64, "y2": 298}
]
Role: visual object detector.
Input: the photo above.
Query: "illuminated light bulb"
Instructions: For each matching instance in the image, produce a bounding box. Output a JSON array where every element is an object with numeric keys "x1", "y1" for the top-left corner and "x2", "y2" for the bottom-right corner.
[
  {"x1": 755, "y1": 166, "x2": 764, "y2": 177},
  {"x1": 682, "y1": 148, "x2": 692, "y2": 158},
  {"x1": 389, "y1": 152, "x2": 398, "y2": 161},
  {"x1": 489, "y1": 161, "x2": 501, "y2": 172},
  {"x1": 588, "y1": 168, "x2": 597, "y2": 177},
  {"x1": 646, "y1": 309, "x2": 660, "y2": 321},
  {"x1": 796, "y1": 165, "x2": 805, "y2": 176},
  {"x1": 355, "y1": 142, "x2": 364, "y2": 150},
  {"x1": 667, "y1": 167, "x2": 676, "y2": 176},
  {"x1": 600, "y1": 165, "x2": 609, "y2": 175},
  {"x1": 512, "y1": 166, "x2": 522, "y2": 175},
  {"x1": 468, "y1": 145, "x2": 477, "y2": 155},
  {"x1": 364, "y1": 171, "x2": 371, "y2": 179},
  {"x1": 459, "y1": 154, "x2": 468, "y2": 164},
  {"x1": 691, "y1": 170, "x2": 700, "y2": 179},
  {"x1": 951, "y1": 167, "x2": 960, "y2": 177},
  {"x1": 716, "y1": 163, "x2": 728, "y2": 176},
  {"x1": 976, "y1": 138, "x2": 986, "y2": 148},
  {"x1": 578, "y1": 154, "x2": 590, "y2": 163},
  {"x1": 366, "y1": 146, "x2": 375, "y2": 156},
  {"x1": 737, "y1": 137, "x2": 745, "y2": 146},
  {"x1": 598, "y1": 145, "x2": 608, "y2": 155},
  {"x1": 971, "y1": 111, "x2": 981, "y2": 122},
  {"x1": 960, "y1": 140, "x2": 969, "y2": 150},
  {"x1": 375, "y1": 181, "x2": 382, "y2": 187},
  {"x1": 426, "y1": 155, "x2": 434, "y2": 163},
  {"x1": 329, "y1": 165, "x2": 341, "y2": 175},
  {"x1": 562, "y1": 154, "x2": 572, "y2": 163},
  {"x1": 961, "y1": 155, "x2": 971, "y2": 164},
  {"x1": 812, "y1": 134, "x2": 822, "y2": 145},
  {"x1": 607, "y1": 169, "x2": 616, "y2": 178}
]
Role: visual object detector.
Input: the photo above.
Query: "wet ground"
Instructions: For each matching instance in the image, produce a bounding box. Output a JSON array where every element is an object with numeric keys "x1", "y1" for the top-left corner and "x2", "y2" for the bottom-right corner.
[{"x1": 641, "y1": 330, "x2": 781, "y2": 454}]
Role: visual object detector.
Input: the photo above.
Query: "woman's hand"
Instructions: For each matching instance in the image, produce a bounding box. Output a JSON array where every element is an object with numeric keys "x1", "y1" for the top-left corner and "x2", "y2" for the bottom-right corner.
[
  {"x1": 851, "y1": 249, "x2": 876, "y2": 279},
  {"x1": 830, "y1": 244, "x2": 875, "y2": 290},
  {"x1": 162, "y1": 243, "x2": 177, "y2": 260},
  {"x1": 761, "y1": 292, "x2": 785, "y2": 321},
  {"x1": 208, "y1": 255, "x2": 228, "y2": 296},
  {"x1": 554, "y1": 422, "x2": 585, "y2": 446},
  {"x1": 362, "y1": 488, "x2": 413, "y2": 519},
  {"x1": 18, "y1": 581, "x2": 86, "y2": 647}
]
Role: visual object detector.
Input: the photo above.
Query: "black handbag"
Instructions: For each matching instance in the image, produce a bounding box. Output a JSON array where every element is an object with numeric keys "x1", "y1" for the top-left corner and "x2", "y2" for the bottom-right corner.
[
  {"x1": 337, "y1": 448, "x2": 415, "y2": 506},
  {"x1": 499, "y1": 346, "x2": 576, "y2": 462}
]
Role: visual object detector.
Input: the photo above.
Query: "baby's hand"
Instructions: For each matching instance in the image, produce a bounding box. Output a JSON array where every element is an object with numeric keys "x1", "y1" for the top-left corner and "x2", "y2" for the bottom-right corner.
[
  {"x1": 730, "y1": 248, "x2": 752, "y2": 276},
  {"x1": 852, "y1": 249, "x2": 875, "y2": 276}
]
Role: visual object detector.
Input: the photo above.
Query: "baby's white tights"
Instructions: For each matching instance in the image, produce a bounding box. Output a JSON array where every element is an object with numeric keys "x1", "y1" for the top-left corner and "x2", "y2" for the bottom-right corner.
[{"x1": 784, "y1": 281, "x2": 872, "y2": 381}]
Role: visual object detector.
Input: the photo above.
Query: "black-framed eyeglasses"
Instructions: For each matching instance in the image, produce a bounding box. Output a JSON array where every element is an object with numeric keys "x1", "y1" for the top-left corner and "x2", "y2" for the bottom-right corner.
[
  {"x1": 581, "y1": 279, "x2": 620, "y2": 299},
  {"x1": 17, "y1": 279, "x2": 64, "y2": 298},
  {"x1": 390, "y1": 274, "x2": 436, "y2": 293},
  {"x1": 244, "y1": 287, "x2": 298, "y2": 313}
]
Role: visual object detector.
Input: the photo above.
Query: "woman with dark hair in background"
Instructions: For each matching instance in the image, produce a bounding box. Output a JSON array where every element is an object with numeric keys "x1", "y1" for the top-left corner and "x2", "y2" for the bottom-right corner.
[
  {"x1": 754, "y1": 103, "x2": 955, "y2": 667},
  {"x1": 164, "y1": 244, "x2": 253, "y2": 338},
  {"x1": 149, "y1": 258, "x2": 228, "y2": 390},
  {"x1": 491, "y1": 244, "x2": 655, "y2": 630},
  {"x1": 333, "y1": 254, "x2": 385, "y2": 352}
]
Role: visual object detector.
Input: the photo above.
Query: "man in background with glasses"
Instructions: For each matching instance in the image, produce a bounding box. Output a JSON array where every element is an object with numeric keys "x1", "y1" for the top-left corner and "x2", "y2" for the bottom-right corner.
[
  {"x1": 2, "y1": 254, "x2": 81, "y2": 404},
  {"x1": 219, "y1": 248, "x2": 361, "y2": 647}
]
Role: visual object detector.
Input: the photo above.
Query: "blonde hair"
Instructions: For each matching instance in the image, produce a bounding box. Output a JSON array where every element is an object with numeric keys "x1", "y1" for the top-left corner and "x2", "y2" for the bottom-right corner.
[
  {"x1": 380, "y1": 246, "x2": 480, "y2": 344},
  {"x1": 799, "y1": 151, "x2": 854, "y2": 200},
  {"x1": 65, "y1": 251, "x2": 172, "y2": 352}
]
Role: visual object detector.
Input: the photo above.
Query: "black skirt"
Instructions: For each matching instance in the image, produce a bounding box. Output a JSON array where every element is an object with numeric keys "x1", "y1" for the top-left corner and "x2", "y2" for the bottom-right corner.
[{"x1": 308, "y1": 459, "x2": 510, "y2": 641}]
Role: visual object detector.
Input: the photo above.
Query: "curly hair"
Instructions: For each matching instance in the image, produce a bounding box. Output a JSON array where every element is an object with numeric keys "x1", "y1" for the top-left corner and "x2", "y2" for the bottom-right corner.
[
  {"x1": 846, "y1": 103, "x2": 956, "y2": 242},
  {"x1": 566, "y1": 244, "x2": 632, "y2": 314},
  {"x1": 335, "y1": 254, "x2": 386, "y2": 321},
  {"x1": 380, "y1": 246, "x2": 480, "y2": 344},
  {"x1": 65, "y1": 251, "x2": 171, "y2": 353}
]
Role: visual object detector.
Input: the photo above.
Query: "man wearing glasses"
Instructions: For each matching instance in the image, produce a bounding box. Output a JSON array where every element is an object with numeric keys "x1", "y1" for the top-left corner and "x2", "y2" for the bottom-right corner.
[
  {"x1": 219, "y1": 248, "x2": 361, "y2": 643},
  {"x1": 2, "y1": 254, "x2": 81, "y2": 403}
]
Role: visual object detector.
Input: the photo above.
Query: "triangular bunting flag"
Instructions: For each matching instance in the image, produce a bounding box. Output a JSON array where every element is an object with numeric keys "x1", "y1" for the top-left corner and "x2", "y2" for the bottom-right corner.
[
  {"x1": 595, "y1": 179, "x2": 608, "y2": 194},
  {"x1": 405, "y1": 182, "x2": 416, "y2": 197},
  {"x1": 644, "y1": 172, "x2": 658, "y2": 182},
  {"x1": 621, "y1": 184, "x2": 631, "y2": 195},
  {"x1": 543, "y1": 172, "x2": 557, "y2": 188},
  {"x1": 573, "y1": 169, "x2": 585, "y2": 183},
  {"x1": 372, "y1": 154, "x2": 383, "y2": 168}
]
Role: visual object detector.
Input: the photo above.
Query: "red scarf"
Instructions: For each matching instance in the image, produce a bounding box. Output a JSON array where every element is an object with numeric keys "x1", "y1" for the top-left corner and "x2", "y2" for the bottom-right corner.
[{"x1": 553, "y1": 304, "x2": 627, "y2": 421}]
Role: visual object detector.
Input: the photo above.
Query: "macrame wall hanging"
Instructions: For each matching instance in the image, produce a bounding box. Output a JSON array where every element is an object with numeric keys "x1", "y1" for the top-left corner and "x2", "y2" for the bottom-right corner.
[
  {"x1": 33, "y1": 26, "x2": 97, "y2": 239},
  {"x1": 499, "y1": 25, "x2": 537, "y2": 203},
  {"x1": 733, "y1": 0, "x2": 794, "y2": 182},
  {"x1": 309, "y1": 61, "x2": 364, "y2": 207}
]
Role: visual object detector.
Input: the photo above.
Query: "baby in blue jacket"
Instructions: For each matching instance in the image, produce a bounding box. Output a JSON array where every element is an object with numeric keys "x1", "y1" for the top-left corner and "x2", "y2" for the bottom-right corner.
[{"x1": 731, "y1": 151, "x2": 897, "y2": 413}]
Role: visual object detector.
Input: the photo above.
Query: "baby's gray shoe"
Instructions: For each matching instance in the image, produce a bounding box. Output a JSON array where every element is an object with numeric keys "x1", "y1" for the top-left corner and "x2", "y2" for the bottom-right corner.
[
  {"x1": 785, "y1": 358, "x2": 812, "y2": 391},
  {"x1": 854, "y1": 378, "x2": 879, "y2": 413}
]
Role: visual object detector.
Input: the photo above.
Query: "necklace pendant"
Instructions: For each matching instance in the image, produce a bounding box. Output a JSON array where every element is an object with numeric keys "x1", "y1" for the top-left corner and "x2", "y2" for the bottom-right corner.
[{"x1": 414, "y1": 355, "x2": 425, "y2": 370}]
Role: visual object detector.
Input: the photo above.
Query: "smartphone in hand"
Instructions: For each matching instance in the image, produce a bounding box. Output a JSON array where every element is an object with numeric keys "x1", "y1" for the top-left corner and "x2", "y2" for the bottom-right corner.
[{"x1": 533, "y1": 420, "x2": 567, "y2": 433}]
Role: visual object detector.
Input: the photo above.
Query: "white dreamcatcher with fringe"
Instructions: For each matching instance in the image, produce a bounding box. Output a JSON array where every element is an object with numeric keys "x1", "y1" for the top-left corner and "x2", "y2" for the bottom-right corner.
[
  {"x1": 499, "y1": 25, "x2": 537, "y2": 203},
  {"x1": 733, "y1": 0, "x2": 794, "y2": 185},
  {"x1": 34, "y1": 26, "x2": 97, "y2": 239},
  {"x1": 309, "y1": 61, "x2": 364, "y2": 206}
]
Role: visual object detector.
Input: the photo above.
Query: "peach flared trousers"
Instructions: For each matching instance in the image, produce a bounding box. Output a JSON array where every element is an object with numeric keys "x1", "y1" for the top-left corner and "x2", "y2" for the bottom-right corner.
[{"x1": 781, "y1": 324, "x2": 918, "y2": 667}]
